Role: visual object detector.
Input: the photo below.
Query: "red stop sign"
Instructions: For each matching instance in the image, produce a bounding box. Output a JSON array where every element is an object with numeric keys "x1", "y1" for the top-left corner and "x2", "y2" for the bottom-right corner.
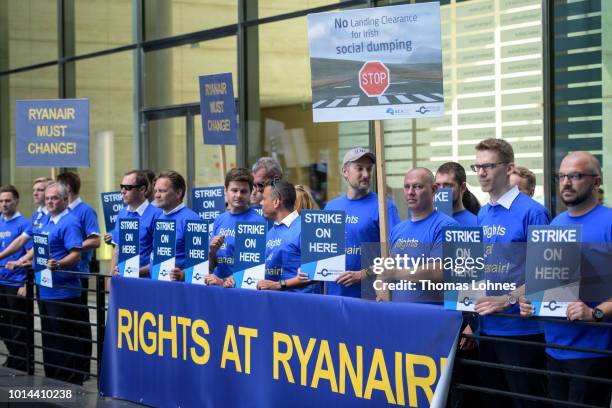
[{"x1": 359, "y1": 61, "x2": 390, "y2": 97}]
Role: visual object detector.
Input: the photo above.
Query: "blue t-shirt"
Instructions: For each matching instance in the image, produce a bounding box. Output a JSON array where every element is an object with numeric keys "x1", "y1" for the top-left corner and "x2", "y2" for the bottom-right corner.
[
  {"x1": 265, "y1": 213, "x2": 317, "y2": 293},
  {"x1": 25, "y1": 207, "x2": 49, "y2": 240},
  {"x1": 156, "y1": 206, "x2": 201, "y2": 270},
  {"x1": 69, "y1": 200, "x2": 100, "y2": 273},
  {"x1": 323, "y1": 193, "x2": 401, "y2": 298},
  {"x1": 453, "y1": 209, "x2": 478, "y2": 227},
  {"x1": 0, "y1": 214, "x2": 31, "y2": 286},
  {"x1": 112, "y1": 202, "x2": 162, "y2": 269},
  {"x1": 211, "y1": 208, "x2": 266, "y2": 279},
  {"x1": 545, "y1": 205, "x2": 612, "y2": 359},
  {"x1": 389, "y1": 210, "x2": 458, "y2": 303},
  {"x1": 478, "y1": 190, "x2": 551, "y2": 336},
  {"x1": 37, "y1": 211, "x2": 83, "y2": 300}
]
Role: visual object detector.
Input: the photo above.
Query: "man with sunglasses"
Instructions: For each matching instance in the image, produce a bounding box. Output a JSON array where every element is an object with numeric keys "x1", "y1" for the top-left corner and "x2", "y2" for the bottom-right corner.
[
  {"x1": 519, "y1": 151, "x2": 611, "y2": 407},
  {"x1": 472, "y1": 138, "x2": 551, "y2": 408},
  {"x1": 324, "y1": 147, "x2": 401, "y2": 298},
  {"x1": 111, "y1": 170, "x2": 161, "y2": 277},
  {"x1": 250, "y1": 157, "x2": 283, "y2": 207}
]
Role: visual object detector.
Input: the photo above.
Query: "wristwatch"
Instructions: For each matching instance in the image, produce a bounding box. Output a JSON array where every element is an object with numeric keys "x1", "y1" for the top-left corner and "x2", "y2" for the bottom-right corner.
[
  {"x1": 506, "y1": 294, "x2": 517, "y2": 306},
  {"x1": 592, "y1": 307, "x2": 605, "y2": 322},
  {"x1": 279, "y1": 280, "x2": 287, "y2": 290}
]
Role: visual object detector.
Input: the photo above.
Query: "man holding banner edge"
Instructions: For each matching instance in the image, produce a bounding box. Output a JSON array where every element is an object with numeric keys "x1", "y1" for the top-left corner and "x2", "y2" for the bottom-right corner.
[{"x1": 519, "y1": 151, "x2": 612, "y2": 407}]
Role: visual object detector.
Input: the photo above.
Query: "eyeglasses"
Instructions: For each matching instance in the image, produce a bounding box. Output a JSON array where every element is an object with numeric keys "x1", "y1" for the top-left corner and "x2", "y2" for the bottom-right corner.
[
  {"x1": 554, "y1": 173, "x2": 598, "y2": 182},
  {"x1": 470, "y1": 162, "x2": 508, "y2": 172},
  {"x1": 120, "y1": 184, "x2": 143, "y2": 191}
]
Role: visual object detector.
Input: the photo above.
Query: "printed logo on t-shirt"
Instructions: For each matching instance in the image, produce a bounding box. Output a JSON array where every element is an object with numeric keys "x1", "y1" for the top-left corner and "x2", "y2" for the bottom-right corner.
[
  {"x1": 393, "y1": 238, "x2": 419, "y2": 250},
  {"x1": 266, "y1": 238, "x2": 281, "y2": 249},
  {"x1": 218, "y1": 227, "x2": 236, "y2": 238},
  {"x1": 0, "y1": 231, "x2": 11, "y2": 239},
  {"x1": 345, "y1": 215, "x2": 359, "y2": 224},
  {"x1": 483, "y1": 225, "x2": 506, "y2": 238}
]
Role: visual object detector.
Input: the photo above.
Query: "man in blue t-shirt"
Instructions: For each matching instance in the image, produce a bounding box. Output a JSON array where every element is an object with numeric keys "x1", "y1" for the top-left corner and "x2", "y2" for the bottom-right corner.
[
  {"x1": 8, "y1": 182, "x2": 88, "y2": 385},
  {"x1": 0, "y1": 186, "x2": 31, "y2": 371},
  {"x1": 0, "y1": 177, "x2": 52, "y2": 262},
  {"x1": 471, "y1": 138, "x2": 551, "y2": 407},
  {"x1": 153, "y1": 171, "x2": 200, "y2": 281},
  {"x1": 111, "y1": 170, "x2": 161, "y2": 277},
  {"x1": 520, "y1": 151, "x2": 612, "y2": 407},
  {"x1": 387, "y1": 168, "x2": 458, "y2": 303},
  {"x1": 56, "y1": 172, "x2": 100, "y2": 378},
  {"x1": 206, "y1": 168, "x2": 265, "y2": 286},
  {"x1": 435, "y1": 162, "x2": 479, "y2": 226},
  {"x1": 324, "y1": 148, "x2": 400, "y2": 298},
  {"x1": 257, "y1": 180, "x2": 315, "y2": 293}
]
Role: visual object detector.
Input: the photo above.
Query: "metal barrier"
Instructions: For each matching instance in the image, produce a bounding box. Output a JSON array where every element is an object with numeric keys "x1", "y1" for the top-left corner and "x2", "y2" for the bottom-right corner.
[
  {"x1": 0, "y1": 273, "x2": 609, "y2": 407},
  {"x1": 450, "y1": 312, "x2": 612, "y2": 408},
  {"x1": 0, "y1": 270, "x2": 109, "y2": 386}
]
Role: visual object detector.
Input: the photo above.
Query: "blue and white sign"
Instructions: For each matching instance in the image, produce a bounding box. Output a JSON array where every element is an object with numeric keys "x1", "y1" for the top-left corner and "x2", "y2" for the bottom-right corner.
[
  {"x1": 101, "y1": 191, "x2": 124, "y2": 234},
  {"x1": 199, "y1": 73, "x2": 237, "y2": 145},
  {"x1": 526, "y1": 225, "x2": 582, "y2": 317},
  {"x1": 118, "y1": 219, "x2": 140, "y2": 278},
  {"x1": 192, "y1": 186, "x2": 225, "y2": 223},
  {"x1": 184, "y1": 220, "x2": 209, "y2": 285},
  {"x1": 434, "y1": 187, "x2": 453, "y2": 216},
  {"x1": 152, "y1": 220, "x2": 176, "y2": 281},
  {"x1": 15, "y1": 99, "x2": 90, "y2": 167},
  {"x1": 233, "y1": 222, "x2": 266, "y2": 289},
  {"x1": 443, "y1": 227, "x2": 485, "y2": 312},
  {"x1": 307, "y1": 3, "x2": 443, "y2": 122},
  {"x1": 33, "y1": 233, "x2": 52, "y2": 287},
  {"x1": 300, "y1": 210, "x2": 345, "y2": 281}
]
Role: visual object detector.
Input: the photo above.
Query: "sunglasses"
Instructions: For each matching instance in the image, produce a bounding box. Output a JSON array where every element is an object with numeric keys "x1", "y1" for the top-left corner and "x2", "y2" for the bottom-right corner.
[{"x1": 120, "y1": 184, "x2": 144, "y2": 191}]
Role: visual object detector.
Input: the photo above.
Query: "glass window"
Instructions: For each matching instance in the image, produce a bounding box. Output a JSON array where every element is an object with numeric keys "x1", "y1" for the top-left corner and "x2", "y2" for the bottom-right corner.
[
  {"x1": 144, "y1": 0, "x2": 237, "y2": 40},
  {"x1": 258, "y1": 0, "x2": 340, "y2": 20},
  {"x1": 75, "y1": 51, "x2": 135, "y2": 262},
  {"x1": 74, "y1": 0, "x2": 132, "y2": 55},
  {"x1": 553, "y1": 0, "x2": 604, "y2": 212},
  {"x1": 4, "y1": 0, "x2": 57, "y2": 70},
  {"x1": 257, "y1": 15, "x2": 369, "y2": 207},
  {"x1": 385, "y1": 0, "x2": 544, "y2": 216},
  {"x1": 144, "y1": 37, "x2": 237, "y2": 107},
  {"x1": 194, "y1": 114, "x2": 237, "y2": 188},
  {"x1": 6, "y1": 66, "x2": 59, "y2": 218}
]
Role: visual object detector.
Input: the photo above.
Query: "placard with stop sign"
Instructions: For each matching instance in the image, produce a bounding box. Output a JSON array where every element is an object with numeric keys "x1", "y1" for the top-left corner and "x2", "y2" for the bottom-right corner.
[
  {"x1": 359, "y1": 61, "x2": 390, "y2": 97},
  {"x1": 308, "y1": 2, "x2": 444, "y2": 122}
]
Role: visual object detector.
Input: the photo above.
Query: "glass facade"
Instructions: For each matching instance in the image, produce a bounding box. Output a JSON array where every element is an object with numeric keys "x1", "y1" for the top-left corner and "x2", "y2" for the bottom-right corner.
[{"x1": 0, "y1": 0, "x2": 609, "y2": 262}]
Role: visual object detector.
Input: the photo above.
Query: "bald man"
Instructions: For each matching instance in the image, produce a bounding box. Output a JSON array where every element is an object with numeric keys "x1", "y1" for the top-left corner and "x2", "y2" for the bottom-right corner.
[
  {"x1": 387, "y1": 168, "x2": 458, "y2": 303},
  {"x1": 520, "y1": 151, "x2": 612, "y2": 407}
]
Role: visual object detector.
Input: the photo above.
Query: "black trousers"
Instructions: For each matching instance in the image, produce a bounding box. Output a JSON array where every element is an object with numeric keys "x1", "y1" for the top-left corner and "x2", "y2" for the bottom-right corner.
[
  {"x1": 479, "y1": 333, "x2": 549, "y2": 408},
  {"x1": 38, "y1": 297, "x2": 89, "y2": 385},
  {"x1": 0, "y1": 285, "x2": 27, "y2": 371},
  {"x1": 79, "y1": 276, "x2": 92, "y2": 376},
  {"x1": 547, "y1": 355, "x2": 612, "y2": 408}
]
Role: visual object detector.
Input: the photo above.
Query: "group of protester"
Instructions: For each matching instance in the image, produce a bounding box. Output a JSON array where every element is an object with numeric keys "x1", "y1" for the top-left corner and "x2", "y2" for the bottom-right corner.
[{"x1": 0, "y1": 138, "x2": 609, "y2": 408}]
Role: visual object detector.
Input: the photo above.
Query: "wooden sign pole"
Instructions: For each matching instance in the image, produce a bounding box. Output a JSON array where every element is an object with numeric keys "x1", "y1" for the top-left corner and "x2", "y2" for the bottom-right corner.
[
  {"x1": 219, "y1": 145, "x2": 227, "y2": 183},
  {"x1": 374, "y1": 120, "x2": 390, "y2": 302}
]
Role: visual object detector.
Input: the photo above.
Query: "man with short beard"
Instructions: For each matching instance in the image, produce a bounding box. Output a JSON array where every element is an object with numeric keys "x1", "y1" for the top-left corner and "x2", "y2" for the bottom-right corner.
[
  {"x1": 520, "y1": 151, "x2": 611, "y2": 407},
  {"x1": 324, "y1": 148, "x2": 400, "y2": 298}
]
